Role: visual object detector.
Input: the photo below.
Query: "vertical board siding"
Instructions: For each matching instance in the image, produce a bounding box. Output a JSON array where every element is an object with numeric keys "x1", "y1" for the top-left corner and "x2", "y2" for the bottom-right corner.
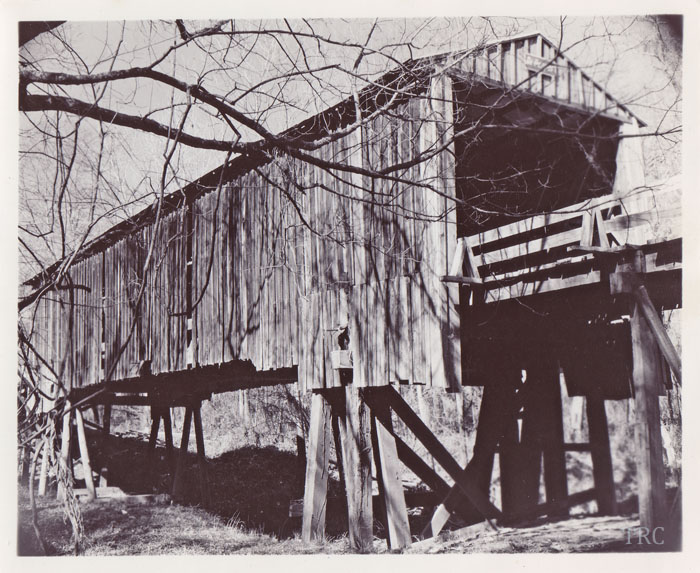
[
  {"x1": 42, "y1": 77, "x2": 462, "y2": 392},
  {"x1": 104, "y1": 236, "x2": 144, "y2": 380},
  {"x1": 68, "y1": 255, "x2": 102, "y2": 387}
]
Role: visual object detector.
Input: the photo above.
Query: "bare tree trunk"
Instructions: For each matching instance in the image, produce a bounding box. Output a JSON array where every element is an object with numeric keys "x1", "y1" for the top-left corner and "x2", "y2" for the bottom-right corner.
[{"x1": 28, "y1": 440, "x2": 49, "y2": 555}]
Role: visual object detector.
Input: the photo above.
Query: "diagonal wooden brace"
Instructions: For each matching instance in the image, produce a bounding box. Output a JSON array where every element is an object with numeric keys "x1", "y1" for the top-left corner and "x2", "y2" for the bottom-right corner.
[
  {"x1": 367, "y1": 386, "x2": 502, "y2": 529},
  {"x1": 370, "y1": 397, "x2": 477, "y2": 526}
]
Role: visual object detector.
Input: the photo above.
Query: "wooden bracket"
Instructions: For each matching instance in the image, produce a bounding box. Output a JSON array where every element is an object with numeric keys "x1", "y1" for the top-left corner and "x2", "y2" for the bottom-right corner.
[
  {"x1": 366, "y1": 386, "x2": 501, "y2": 533},
  {"x1": 441, "y1": 237, "x2": 483, "y2": 285}
]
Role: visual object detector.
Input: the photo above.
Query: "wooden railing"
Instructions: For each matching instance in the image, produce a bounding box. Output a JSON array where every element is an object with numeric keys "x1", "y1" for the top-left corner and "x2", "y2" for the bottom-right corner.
[{"x1": 443, "y1": 178, "x2": 681, "y2": 303}]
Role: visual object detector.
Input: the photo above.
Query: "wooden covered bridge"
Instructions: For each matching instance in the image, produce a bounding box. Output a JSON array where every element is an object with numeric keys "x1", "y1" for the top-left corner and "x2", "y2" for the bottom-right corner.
[{"x1": 26, "y1": 32, "x2": 682, "y2": 550}]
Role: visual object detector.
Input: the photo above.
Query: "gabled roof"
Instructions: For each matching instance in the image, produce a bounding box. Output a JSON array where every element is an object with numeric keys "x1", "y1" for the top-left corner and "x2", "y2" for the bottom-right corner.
[{"x1": 444, "y1": 31, "x2": 644, "y2": 126}]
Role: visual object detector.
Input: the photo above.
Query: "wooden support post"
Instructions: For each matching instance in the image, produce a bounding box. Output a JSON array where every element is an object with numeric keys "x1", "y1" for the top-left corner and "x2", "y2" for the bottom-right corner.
[
  {"x1": 162, "y1": 407, "x2": 175, "y2": 472},
  {"x1": 192, "y1": 403, "x2": 210, "y2": 506},
  {"x1": 341, "y1": 385, "x2": 374, "y2": 553},
  {"x1": 57, "y1": 402, "x2": 73, "y2": 501},
  {"x1": 75, "y1": 409, "x2": 96, "y2": 501},
  {"x1": 102, "y1": 403, "x2": 112, "y2": 435},
  {"x1": 586, "y1": 396, "x2": 617, "y2": 515},
  {"x1": 296, "y1": 430, "x2": 307, "y2": 496},
  {"x1": 148, "y1": 406, "x2": 161, "y2": 452},
  {"x1": 370, "y1": 416, "x2": 388, "y2": 536},
  {"x1": 172, "y1": 406, "x2": 192, "y2": 500},
  {"x1": 38, "y1": 436, "x2": 49, "y2": 496},
  {"x1": 630, "y1": 250, "x2": 666, "y2": 531},
  {"x1": 540, "y1": 362, "x2": 568, "y2": 517},
  {"x1": 634, "y1": 284, "x2": 681, "y2": 383},
  {"x1": 516, "y1": 373, "x2": 543, "y2": 512},
  {"x1": 302, "y1": 393, "x2": 332, "y2": 543},
  {"x1": 498, "y1": 408, "x2": 522, "y2": 516},
  {"x1": 370, "y1": 399, "x2": 411, "y2": 550}
]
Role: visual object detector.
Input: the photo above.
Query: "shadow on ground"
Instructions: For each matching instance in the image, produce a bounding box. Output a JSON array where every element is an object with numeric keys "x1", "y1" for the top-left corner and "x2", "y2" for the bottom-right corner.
[{"x1": 82, "y1": 431, "x2": 353, "y2": 538}]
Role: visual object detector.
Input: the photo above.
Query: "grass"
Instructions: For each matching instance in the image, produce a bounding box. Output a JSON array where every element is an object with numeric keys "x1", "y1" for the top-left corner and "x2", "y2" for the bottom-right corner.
[
  {"x1": 17, "y1": 486, "x2": 362, "y2": 555},
  {"x1": 16, "y1": 428, "x2": 385, "y2": 556}
]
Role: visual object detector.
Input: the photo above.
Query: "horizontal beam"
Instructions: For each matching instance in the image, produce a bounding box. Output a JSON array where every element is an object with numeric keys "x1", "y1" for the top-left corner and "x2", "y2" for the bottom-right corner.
[
  {"x1": 69, "y1": 362, "x2": 298, "y2": 405},
  {"x1": 440, "y1": 275, "x2": 483, "y2": 285}
]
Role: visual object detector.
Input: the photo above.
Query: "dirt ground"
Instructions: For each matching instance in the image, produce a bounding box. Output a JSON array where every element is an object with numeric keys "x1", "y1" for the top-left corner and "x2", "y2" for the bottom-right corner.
[
  {"x1": 407, "y1": 514, "x2": 672, "y2": 553},
  {"x1": 16, "y1": 429, "x2": 680, "y2": 555},
  {"x1": 19, "y1": 488, "x2": 677, "y2": 556}
]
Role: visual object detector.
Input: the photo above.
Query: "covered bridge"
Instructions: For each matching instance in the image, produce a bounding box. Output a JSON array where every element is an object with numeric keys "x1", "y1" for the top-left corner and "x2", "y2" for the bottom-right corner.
[{"x1": 25, "y1": 32, "x2": 682, "y2": 550}]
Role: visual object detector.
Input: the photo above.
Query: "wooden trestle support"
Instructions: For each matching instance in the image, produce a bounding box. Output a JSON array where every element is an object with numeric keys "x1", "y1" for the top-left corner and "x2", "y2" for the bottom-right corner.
[
  {"x1": 52, "y1": 397, "x2": 210, "y2": 506},
  {"x1": 302, "y1": 249, "x2": 680, "y2": 549},
  {"x1": 302, "y1": 376, "x2": 593, "y2": 550}
]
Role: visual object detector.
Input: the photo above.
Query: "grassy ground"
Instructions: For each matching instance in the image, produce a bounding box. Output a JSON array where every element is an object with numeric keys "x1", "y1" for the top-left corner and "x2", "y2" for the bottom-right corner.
[
  {"x1": 19, "y1": 486, "x2": 676, "y2": 556},
  {"x1": 16, "y1": 404, "x2": 680, "y2": 556},
  {"x1": 17, "y1": 487, "x2": 363, "y2": 555}
]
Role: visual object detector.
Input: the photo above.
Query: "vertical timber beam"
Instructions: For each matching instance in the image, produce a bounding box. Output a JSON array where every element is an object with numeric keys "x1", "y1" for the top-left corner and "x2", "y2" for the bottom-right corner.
[
  {"x1": 302, "y1": 392, "x2": 332, "y2": 543},
  {"x1": 162, "y1": 407, "x2": 175, "y2": 473},
  {"x1": 370, "y1": 394, "x2": 412, "y2": 550},
  {"x1": 497, "y1": 367, "x2": 525, "y2": 516},
  {"x1": 148, "y1": 406, "x2": 161, "y2": 451},
  {"x1": 540, "y1": 361, "x2": 568, "y2": 517},
  {"x1": 518, "y1": 369, "x2": 545, "y2": 511},
  {"x1": 172, "y1": 406, "x2": 193, "y2": 501},
  {"x1": 192, "y1": 403, "x2": 210, "y2": 506},
  {"x1": 331, "y1": 412, "x2": 346, "y2": 494},
  {"x1": 75, "y1": 409, "x2": 96, "y2": 501},
  {"x1": 342, "y1": 385, "x2": 374, "y2": 552},
  {"x1": 630, "y1": 250, "x2": 666, "y2": 531},
  {"x1": 586, "y1": 396, "x2": 617, "y2": 515}
]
